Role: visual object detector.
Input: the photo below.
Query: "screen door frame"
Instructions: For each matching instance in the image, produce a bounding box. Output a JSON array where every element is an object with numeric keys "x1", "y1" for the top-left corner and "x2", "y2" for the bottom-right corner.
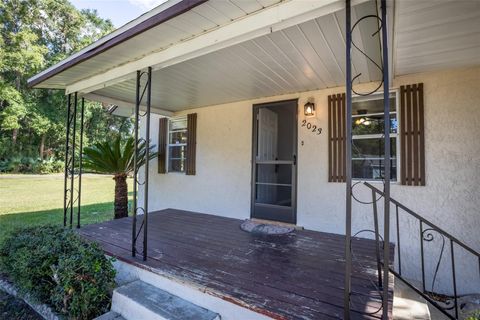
[{"x1": 250, "y1": 99, "x2": 298, "y2": 224}]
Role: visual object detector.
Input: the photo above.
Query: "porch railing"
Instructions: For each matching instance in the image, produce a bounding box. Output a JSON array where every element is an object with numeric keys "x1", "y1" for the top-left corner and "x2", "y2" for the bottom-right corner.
[{"x1": 365, "y1": 182, "x2": 480, "y2": 320}]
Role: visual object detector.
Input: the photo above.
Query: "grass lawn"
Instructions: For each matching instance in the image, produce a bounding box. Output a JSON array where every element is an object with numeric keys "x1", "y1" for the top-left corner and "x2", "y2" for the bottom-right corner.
[{"x1": 0, "y1": 174, "x2": 132, "y2": 243}]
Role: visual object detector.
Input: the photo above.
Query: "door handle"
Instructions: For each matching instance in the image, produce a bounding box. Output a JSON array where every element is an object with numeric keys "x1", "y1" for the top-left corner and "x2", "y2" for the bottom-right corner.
[{"x1": 293, "y1": 154, "x2": 296, "y2": 165}]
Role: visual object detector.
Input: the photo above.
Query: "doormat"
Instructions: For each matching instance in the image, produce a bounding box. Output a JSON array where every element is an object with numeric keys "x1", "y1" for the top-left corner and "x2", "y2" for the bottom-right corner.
[{"x1": 240, "y1": 220, "x2": 294, "y2": 235}]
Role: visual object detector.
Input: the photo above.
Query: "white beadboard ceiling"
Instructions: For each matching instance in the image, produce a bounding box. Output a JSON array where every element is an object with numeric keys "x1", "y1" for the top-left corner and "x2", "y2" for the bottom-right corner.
[
  {"x1": 32, "y1": 0, "x2": 283, "y2": 89},
  {"x1": 394, "y1": 0, "x2": 480, "y2": 76},
  {"x1": 30, "y1": 0, "x2": 480, "y2": 114},
  {"x1": 93, "y1": 0, "x2": 384, "y2": 112}
]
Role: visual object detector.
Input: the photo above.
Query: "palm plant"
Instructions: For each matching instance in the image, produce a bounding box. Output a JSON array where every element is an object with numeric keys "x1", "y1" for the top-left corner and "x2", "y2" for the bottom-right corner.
[{"x1": 83, "y1": 136, "x2": 156, "y2": 219}]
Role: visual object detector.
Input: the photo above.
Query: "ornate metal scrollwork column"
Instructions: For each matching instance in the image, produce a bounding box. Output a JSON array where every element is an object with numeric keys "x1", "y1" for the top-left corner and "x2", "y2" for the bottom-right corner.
[
  {"x1": 344, "y1": 0, "x2": 390, "y2": 318},
  {"x1": 63, "y1": 93, "x2": 85, "y2": 229},
  {"x1": 132, "y1": 67, "x2": 152, "y2": 261}
]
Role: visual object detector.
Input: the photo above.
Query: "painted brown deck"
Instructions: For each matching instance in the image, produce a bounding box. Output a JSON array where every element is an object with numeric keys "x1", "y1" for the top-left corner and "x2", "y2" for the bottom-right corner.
[{"x1": 79, "y1": 209, "x2": 393, "y2": 320}]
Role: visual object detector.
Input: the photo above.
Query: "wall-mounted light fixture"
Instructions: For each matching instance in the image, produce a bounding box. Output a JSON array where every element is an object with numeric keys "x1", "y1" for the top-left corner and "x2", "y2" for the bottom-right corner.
[
  {"x1": 355, "y1": 117, "x2": 371, "y2": 126},
  {"x1": 304, "y1": 99, "x2": 315, "y2": 117},
  {"x1": 354, "y1": 109, "x2": 370, "y2": 125}
]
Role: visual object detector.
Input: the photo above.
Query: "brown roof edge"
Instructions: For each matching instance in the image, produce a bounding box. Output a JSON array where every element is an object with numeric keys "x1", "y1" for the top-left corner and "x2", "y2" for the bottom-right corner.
[{"x1": 28, "y1": 0, "x2": 208, "y2": 88}]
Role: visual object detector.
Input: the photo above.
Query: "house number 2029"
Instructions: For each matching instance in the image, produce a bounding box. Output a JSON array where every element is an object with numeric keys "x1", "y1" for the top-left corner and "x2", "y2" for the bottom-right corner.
[{"x1": 302, "y1": 120, "x2": 322, "y2": 135}]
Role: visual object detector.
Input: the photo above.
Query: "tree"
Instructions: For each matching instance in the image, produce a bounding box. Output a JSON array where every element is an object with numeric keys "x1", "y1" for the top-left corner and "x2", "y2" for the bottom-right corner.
[
  {"x1": 82, "y1": 136, "x2": 156, "y2": 219},
  {"x1": 0, "y1": 82, "x2": 26, "y2": 145},
  {"x1": 0, "y1": 0, "x2": 124, "y2": 167}
]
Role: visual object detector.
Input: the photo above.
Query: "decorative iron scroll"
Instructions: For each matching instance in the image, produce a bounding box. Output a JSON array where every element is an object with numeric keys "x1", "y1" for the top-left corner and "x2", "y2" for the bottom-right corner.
[
  {"x1": 132, "y1": 67, "x2": 152, "y2": 261},
  {"x1": 63, "y1": 94, "x2": 85, "y2": 229},
  {"x1": 344, "y1": 0, "x2": 392, "y2": 319},
  {"x1": 365, "y1": 182, "x2": 480, "y2": 320}
]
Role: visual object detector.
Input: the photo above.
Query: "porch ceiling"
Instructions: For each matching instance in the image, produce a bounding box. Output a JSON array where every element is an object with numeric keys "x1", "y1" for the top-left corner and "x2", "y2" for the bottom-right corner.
[
  {"x1": 394, "y1": 0, "x2": 480, "y2": 76},
  {"x1": 91, "y1": 0, "x2": 384, "y2": 114},
  {"x1": 29, "y1": 0, "x2": 284, "y2": 89},
  {"x1": 28, "y1": 0, "x2": 480, "y2": 116}
]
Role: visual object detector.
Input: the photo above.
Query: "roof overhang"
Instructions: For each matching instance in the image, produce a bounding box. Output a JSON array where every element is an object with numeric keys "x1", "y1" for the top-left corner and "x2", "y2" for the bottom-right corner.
[
  {"x1": 28, "y1": 0, "x2": 208, "y2": 88},
  {"x1": 28, "y1": 0, "x2": 480, "y2": 116}
]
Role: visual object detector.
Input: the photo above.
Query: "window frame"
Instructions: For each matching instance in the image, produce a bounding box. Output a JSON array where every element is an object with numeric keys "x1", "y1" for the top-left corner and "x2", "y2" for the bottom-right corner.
[
  {"x1": 166, "y1": 115, "x2": 188, "y2": 174},
  {"x1": 351, "y1": 90, "x2": 400, "y2": 183}
]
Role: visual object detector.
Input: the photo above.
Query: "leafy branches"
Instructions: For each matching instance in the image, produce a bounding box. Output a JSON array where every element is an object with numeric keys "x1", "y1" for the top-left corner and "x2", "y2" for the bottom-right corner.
[{"x1": 0, "y1": 0, "x2": 123, "y2": 167}]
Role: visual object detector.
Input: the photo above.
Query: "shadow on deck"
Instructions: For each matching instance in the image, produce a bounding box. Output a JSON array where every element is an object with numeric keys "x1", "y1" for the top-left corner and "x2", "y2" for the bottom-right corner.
[{"x1": 79, "y1": 209, "x2": 393, "y2": 320}]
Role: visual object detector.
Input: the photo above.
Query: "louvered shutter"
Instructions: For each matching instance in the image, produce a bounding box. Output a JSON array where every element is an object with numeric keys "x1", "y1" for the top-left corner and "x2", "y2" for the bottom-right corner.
[
  {"x1": 185, "y1": 113, "x2": 197, "y2": 175},
  {"x1": 400, "y1": 83, "x2": 425, "y2": 185},
  {"x1": 158, "y1": 117, "x2": 168, "y2": 174},
  {"x1": 328, "y1": 93, "x2": 346, "y2": 182}
]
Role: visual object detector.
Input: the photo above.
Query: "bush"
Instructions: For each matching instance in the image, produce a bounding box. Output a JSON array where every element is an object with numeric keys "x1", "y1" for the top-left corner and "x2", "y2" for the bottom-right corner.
[
  {"x1": 0, "y1": 226, "x2": 116, "y2": 319},
  {"x1": 466, "y1": 311, "x2": 480, "y2": 320},
  {"x1": 0, "y1": 157, "x2": 64, "y2": 174},
  {"x1": 32, "y1": 158, "x2": 64, "y2": 174},
  {"x1": 0, "y1": 156, "x2": 22, "y2": 172}
]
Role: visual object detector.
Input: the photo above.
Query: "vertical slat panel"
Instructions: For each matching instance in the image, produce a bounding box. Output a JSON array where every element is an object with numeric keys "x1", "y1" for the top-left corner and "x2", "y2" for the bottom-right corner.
[
  {"x1": 186, "y1": 113, "x2": 197, "y2": 175},
  {"x1": 332, "y1": 95, "x2": 338, "y2": 182},
  {"x1": 328, "y1": 93, "x2": 346, "y2": 183},
  {"x1": 400, "y1": 86, "x2": 406, "y2": 185},
  {"x1": 328, "y1": 96, "x2": 333, "y2": 182},
  {"x1": 418, "y1": 83, "x2": 426, "y2": 186},
  {"x1": 412, "y1": 83, "x2": 419, "y2": 185},
  {"x1": 406, "y1": 84, "x2": 413, "y2": 185},
  {"x1": 336, "y1": 94, "x2": 343, "y2": 182},
  {"x1": 158, "y1": 117, "x2": 168, "y2": 174},
  {"x1": 341, "y1": 93, "x2": 346, "y2": 182},
  {"x1": 336, "y1": 94, "x2": 341, "y2": 182},
  {"x1": 400, "y1": 83, "x2": 425, "y2": 186}
]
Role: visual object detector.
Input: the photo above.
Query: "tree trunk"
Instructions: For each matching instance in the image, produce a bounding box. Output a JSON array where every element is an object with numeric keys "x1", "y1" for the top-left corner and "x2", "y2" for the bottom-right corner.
[
  {"x1": 12, "y1": 129, "x2": 18, "y2": 145},
  {"x1": 113, "y1": 173, "x2": 128, "y2": 219},
  {"x1": 39, "y1": 134, "x2": 46, "y2": 160}
]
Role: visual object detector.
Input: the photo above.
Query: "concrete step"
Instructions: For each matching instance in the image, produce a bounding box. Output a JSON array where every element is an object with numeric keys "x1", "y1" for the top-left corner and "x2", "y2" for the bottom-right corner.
[
  {"x1": 393, "y1": 279, "x2": 431, "y2": 320},
  {"x1": 111, "y1": 280, "x2": 221, "y2": 320},
  {"x1": 94, "y1": 311, "x2": 126, "y2": 320}
]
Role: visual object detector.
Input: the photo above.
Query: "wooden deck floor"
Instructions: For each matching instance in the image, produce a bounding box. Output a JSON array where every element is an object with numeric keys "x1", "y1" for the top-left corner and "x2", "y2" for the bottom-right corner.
[{"x1": 79, "y1": 209, "x2": 393, "y2": 320}]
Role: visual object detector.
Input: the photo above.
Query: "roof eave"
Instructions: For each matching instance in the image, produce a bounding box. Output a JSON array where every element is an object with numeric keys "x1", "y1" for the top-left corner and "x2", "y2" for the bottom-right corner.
[{"x1": 27, "y1": 0, "x2": 208, "y2": 88}]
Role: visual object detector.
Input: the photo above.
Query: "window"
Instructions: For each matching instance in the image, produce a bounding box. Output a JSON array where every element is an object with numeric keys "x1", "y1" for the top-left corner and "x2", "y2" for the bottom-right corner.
[
  {"x1": 352, "y1": 92, "x2": 398, "y2": 181},
  {"x1": 167, "y1": 116, "x2": 187, "y2": 173}
]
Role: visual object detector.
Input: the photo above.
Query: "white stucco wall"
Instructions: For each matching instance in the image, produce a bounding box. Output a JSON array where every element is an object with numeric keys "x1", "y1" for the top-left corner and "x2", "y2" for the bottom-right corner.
[{"x1": 139, "y1": 67, "x2": 480, "y2": 294}]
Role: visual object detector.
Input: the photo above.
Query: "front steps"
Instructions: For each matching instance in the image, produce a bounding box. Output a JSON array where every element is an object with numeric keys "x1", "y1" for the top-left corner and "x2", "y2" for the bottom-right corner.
[
  {"x1": 94, "y1": 311, "x2": 126, "y2": 320},
  {"x1": 109, "y1": 259, "x2": 272, "y2": 320},
  {"x1": 110, "y1": 280, "x2": 220, "y2": 320},
  {"x1": 393, "y1": 279, "x2": 431, "y2": 320}
]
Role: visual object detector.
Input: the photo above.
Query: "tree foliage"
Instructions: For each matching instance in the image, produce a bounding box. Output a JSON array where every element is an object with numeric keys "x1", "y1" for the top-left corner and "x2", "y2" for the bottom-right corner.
[
  {"x1": 83, "y1": 136, "x2": 156, "y2": 218},
  {"x1": 0, "y1": 0, "x2": 132, "y2": 170},
  {"x1": 83, "y1": 136, "x2": 156, "y2": 175}
]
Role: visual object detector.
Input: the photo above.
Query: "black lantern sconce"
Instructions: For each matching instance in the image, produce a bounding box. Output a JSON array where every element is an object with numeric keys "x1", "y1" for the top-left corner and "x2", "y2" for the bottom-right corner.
[{"x1": 304, "y1": 99, "x2": 315, "y2": 117}]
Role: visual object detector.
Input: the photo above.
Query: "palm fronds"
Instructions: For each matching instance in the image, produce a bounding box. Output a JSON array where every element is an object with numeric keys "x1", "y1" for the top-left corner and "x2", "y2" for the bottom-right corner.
[{"x1": 82, "y1": 136, "x2": 157, "y2": 175}]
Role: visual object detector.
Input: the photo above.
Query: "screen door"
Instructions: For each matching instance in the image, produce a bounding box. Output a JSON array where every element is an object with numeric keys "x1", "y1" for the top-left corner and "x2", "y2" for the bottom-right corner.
[{"x1": 251, "y1": 100, "x2": 297, "y2": 224}]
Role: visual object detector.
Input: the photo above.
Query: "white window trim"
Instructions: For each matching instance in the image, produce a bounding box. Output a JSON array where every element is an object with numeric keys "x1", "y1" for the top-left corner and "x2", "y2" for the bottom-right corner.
[
  {"x1": 351, "y1": 90, "x2": 400, "y2": 183},
  {"x1": 166, "y1": 115, "x2": 188, "y2": 174}
]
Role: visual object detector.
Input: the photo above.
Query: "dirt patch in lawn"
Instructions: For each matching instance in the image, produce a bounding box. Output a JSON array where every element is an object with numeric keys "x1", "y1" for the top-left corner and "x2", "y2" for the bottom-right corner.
[{"x1": 0, "y1": 289, "x2": 42, "y2": 320}]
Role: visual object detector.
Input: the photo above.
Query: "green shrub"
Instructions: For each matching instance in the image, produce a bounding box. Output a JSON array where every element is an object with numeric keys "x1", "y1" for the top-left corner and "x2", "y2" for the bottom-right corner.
[
  {"x1": 0, "y1": 156, "x2": 22, "y2": 172},
  {"x1": 0, "y1": 226, "x2": 116, "y2": 319},
  {"x1": 32, "y1": 159, "x2": 64, "y2": 174},
  {"x1": 466, "y1": 311, "x2": 480, "y2": 320}
]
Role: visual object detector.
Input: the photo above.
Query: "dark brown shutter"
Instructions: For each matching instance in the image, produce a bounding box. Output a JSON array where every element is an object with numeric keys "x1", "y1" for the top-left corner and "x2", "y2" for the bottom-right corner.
[
  {"x1": 158, "y1": 117, "x2": 168, "y2": 174},
  {"x1": 328, "y1": 93, "x2": 346, "y2": 182},
  {"x1": 185, "y1": 113, "x2": 197, "y2": 175},
  {"x1": 400, "y1": 83, "x2": 425, "y2": 186}
]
